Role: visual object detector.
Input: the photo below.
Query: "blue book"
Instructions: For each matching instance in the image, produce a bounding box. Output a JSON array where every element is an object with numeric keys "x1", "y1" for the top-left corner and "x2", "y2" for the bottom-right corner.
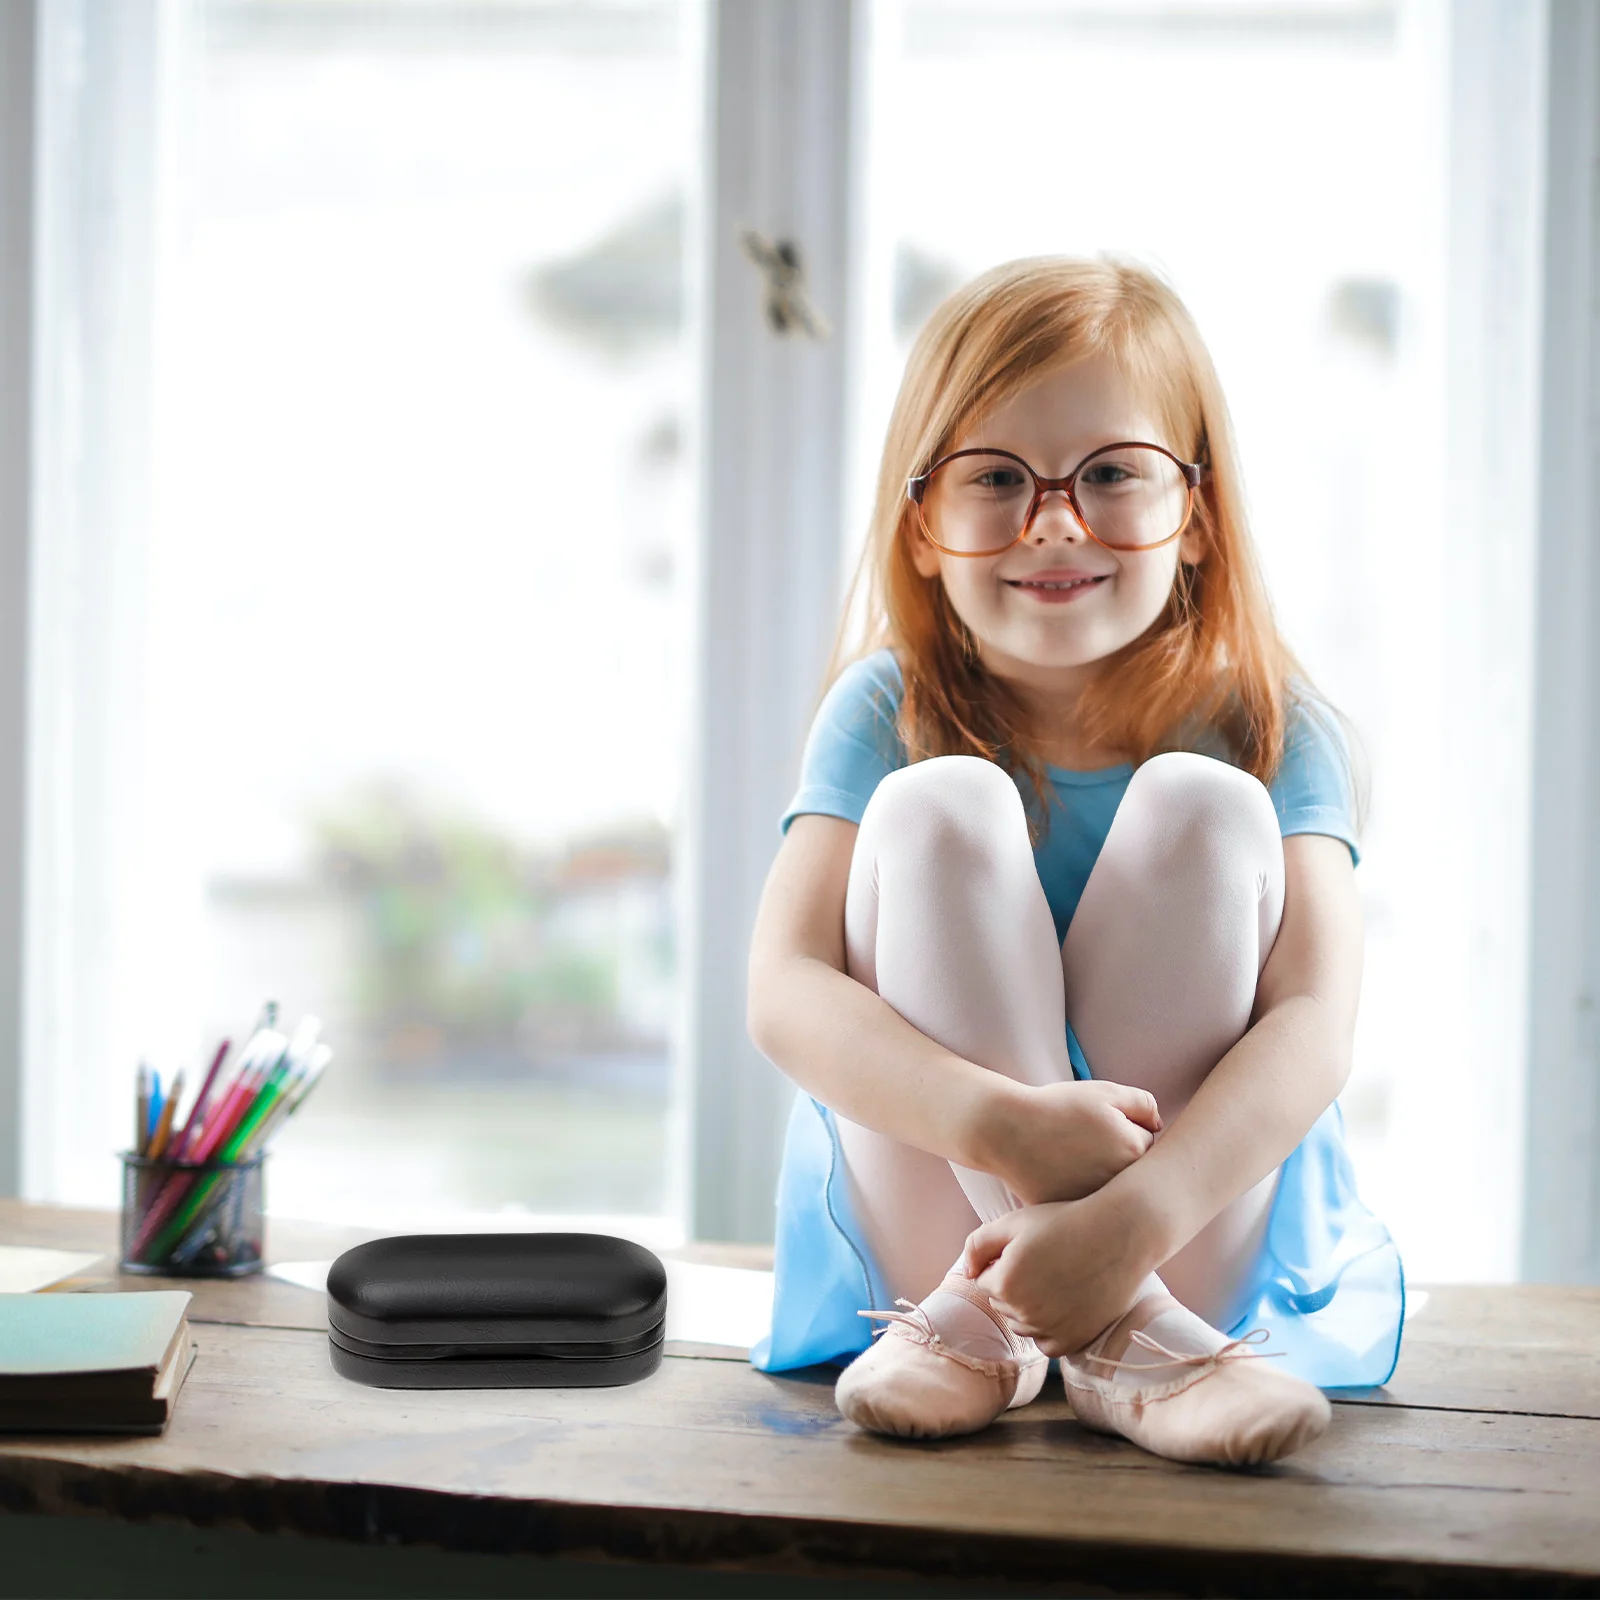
[{"x1": 0, "y1": 1290, "x2": 195, "y2": 1434}]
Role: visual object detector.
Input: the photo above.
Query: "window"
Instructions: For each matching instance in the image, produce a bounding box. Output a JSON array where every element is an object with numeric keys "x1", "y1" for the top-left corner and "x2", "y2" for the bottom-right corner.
[
  {"x1": 852, "y1": 0, "x2": 1544, "y2": 1282},
  {"x1": 6, "y1": 0, "x2": 1586, "y2": 1279},
  {"x1": 24, "y1": 0, "x2": 703, "y2": 1237}
]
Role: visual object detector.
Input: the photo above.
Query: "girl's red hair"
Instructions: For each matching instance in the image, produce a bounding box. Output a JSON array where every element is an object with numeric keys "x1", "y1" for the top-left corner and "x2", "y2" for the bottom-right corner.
[{"x1": 825, "y1": 255, "x2": 1367, "y2": 841}]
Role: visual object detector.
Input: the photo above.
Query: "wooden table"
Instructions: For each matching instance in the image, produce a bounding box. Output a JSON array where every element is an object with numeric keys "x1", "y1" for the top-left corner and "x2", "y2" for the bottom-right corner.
[{"x1": 1, "y1": 1200, "x2": 1598, "y2": 1598}]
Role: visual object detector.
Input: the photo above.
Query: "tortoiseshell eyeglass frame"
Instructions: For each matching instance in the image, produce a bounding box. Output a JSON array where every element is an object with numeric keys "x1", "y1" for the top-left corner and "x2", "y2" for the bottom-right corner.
[{"x1": 906, "y1": 441, "x2": 1209, "y2": 556}]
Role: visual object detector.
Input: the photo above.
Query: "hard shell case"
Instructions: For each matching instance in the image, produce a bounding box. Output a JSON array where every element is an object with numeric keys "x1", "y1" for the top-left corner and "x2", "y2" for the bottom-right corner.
[{"x1": 326, "y1": 1232, "x2": 667, "y2": 1388}]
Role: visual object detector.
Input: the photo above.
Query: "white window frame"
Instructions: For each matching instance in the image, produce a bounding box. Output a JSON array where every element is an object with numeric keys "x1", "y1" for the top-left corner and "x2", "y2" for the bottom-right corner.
[
  {"x1": 0, "y1": 0, "x2": 169, "y2": 1205},
  {"x1": 1417, "y1": 0, "x2": 1549, "y2": 1281},
  {"x1": 1524, "y1": 0, "x2": 1600, "y2": 1283},
  {"x1": 681, "y1": 0, "x2": 865, "y2": 1240},
  {"x1": 0, "y1": 0, "x2": 40, "y2": 1201}
]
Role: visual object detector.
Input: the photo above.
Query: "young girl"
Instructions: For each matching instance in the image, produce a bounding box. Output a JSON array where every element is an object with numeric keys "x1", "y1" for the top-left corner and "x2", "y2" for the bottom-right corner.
[{"x1": 745, "y1": 257, "x2": 1403, "y2": 1469}]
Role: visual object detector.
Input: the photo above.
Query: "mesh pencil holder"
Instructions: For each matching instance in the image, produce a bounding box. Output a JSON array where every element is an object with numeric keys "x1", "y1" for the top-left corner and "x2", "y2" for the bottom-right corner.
[{"x1": 120, "y1": 1150, "x2": 265, "y2": 1278}]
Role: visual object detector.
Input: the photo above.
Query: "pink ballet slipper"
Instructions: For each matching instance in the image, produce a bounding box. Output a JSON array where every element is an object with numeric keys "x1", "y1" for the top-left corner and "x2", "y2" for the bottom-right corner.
[
  {"x1": 1062, "y1": 1318, "x2": 1331, "y2": 1468},
  {"x1": 834, "y1": 1272, "x2": 1047, "y2": 1440}
]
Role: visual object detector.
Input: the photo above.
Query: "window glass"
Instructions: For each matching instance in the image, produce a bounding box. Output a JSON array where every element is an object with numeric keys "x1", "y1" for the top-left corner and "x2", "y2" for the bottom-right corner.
[
  {"x1": 863, "y1": 0, "x2": 1470, "y2": 1273},
  {"x1": 145, "y1": 0, "x2": 698, "y2": 1228}
]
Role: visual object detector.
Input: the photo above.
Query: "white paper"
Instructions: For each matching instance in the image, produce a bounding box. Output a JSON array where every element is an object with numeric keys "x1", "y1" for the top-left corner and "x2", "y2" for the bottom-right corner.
[
  {"x1": 0, "y1": 1245, "x2": 105, "y2": 1293},
  {"x1": 266, "y1": 1258, "x2": 331, "y2": 1292},
  {"x1": 663, "y1": 1260, "x2": 773, "y2": 1350}
]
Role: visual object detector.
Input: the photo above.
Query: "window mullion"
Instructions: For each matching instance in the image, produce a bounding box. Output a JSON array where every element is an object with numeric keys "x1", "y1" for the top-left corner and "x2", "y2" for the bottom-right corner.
[
  {"x1": 681, "y1": 0, "x2": 863, "y2": 1242},
  {"x1": 1524, "y1": 0, "x2": 1600, "y2": 1283},
  {"x1": 0, "y1": 0, "x2": 42, "y2": 1198},
  {"x1": 8, "y1": 0, "x2": 168, "y2": 1203}
]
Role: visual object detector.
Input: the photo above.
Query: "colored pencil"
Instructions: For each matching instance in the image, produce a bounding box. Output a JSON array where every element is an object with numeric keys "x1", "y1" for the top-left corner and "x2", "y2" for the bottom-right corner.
[
  {"x1": 148, "y1": 1053, "x2": 291, "y2": 1260},
  {"x1": 170, "y1": 1039, "x2": 231, "y2": 1161},
  {"x1": 135, "y1": 1063, "x2": 151, "y2": 1156},
  {"x1": 127, "y1": 1030, "x2": 286, "y2": 1260},
  {"x1": 146, "y1": 1071, "x2": 184, "y2": 1160},
  {"x1": 250, "y1": 1044, "x2": 331, "y2": 1150},
  {"x1": 125, "y1": 1007, "x2": 328, "y2": 1269},
  {"x1": 127, "y1": 1039, "x2": 257, "y2": 1257},
  {"x1": 189, "y1": 1034, "x2": 282, "y2": 1160}
]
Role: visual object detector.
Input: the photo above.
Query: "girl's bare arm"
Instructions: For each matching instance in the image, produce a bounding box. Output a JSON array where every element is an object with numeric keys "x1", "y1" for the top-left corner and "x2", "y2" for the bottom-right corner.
[{"x1": 747, "y1": 814, "x2": 1007, "y2": 1168}]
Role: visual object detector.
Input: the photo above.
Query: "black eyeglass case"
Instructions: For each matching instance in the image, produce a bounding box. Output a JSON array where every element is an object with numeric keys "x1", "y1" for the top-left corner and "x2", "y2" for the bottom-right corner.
[{"x1": 326, "y1": 1232, "x2": 667, "y2": 1389}]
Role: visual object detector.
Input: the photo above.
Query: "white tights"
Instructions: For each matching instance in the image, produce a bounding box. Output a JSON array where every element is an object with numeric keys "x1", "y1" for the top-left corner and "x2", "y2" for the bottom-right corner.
[{"x1": 835, "y1": 751, "x2": 1287, "y2": 1336}]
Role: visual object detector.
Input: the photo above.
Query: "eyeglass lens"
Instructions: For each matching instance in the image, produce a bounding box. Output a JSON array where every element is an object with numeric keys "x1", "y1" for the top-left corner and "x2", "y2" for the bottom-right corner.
[{"x1": 919, "y1": 446, "x2": 1189, "y2": 553}]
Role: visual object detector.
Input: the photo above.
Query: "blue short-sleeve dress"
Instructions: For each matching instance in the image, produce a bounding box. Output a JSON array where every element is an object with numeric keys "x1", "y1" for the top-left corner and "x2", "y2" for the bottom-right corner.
[{"x1": 750, "y1": 649, "x2": 1404, "y2": 1390}]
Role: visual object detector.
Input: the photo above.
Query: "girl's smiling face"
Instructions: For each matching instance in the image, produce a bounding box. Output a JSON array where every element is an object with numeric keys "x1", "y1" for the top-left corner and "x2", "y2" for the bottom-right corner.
[{"x1": 911, "y1": 352, "x2": 1206, "y2": 697}]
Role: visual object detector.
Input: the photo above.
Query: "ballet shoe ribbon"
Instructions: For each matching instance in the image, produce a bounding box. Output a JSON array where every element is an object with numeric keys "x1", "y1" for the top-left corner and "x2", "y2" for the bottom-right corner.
[
  {"x1": 1079, "y1": 1325, "x2": 1284, "y2": 1375},
  {"x1": 855, "y1": 1299, "x2": 1039, "y2": 1379},
  {"x1": 859, "y1": 1299, "x2": 928, "y2": 1340}
]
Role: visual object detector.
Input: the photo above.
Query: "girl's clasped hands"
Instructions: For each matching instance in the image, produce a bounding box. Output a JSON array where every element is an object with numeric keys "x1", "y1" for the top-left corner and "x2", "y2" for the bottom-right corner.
[{"x1": 962, "y1": 1077, "x2": 1169, "y2": 1358}]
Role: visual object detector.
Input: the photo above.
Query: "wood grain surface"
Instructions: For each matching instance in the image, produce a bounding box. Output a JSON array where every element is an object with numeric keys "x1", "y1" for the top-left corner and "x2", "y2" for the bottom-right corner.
[{"x1": 3, "y1": 1200, "x2": 1598, "y2": 1596}]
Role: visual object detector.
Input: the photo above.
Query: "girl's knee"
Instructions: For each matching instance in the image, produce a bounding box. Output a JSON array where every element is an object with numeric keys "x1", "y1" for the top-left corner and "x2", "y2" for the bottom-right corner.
[
  {"x1": 861, "y1": 755, "x2": 1024, "y2": 863},
  {"x1": 1125, "y1": 751, "x2": 1280, "y2": 862}
]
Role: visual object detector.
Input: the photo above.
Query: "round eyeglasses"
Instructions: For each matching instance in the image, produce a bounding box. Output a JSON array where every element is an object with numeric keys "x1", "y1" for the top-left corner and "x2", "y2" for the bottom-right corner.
[{"x1": 907, "y1": 442, "x2": 1207, "y2": 557}]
